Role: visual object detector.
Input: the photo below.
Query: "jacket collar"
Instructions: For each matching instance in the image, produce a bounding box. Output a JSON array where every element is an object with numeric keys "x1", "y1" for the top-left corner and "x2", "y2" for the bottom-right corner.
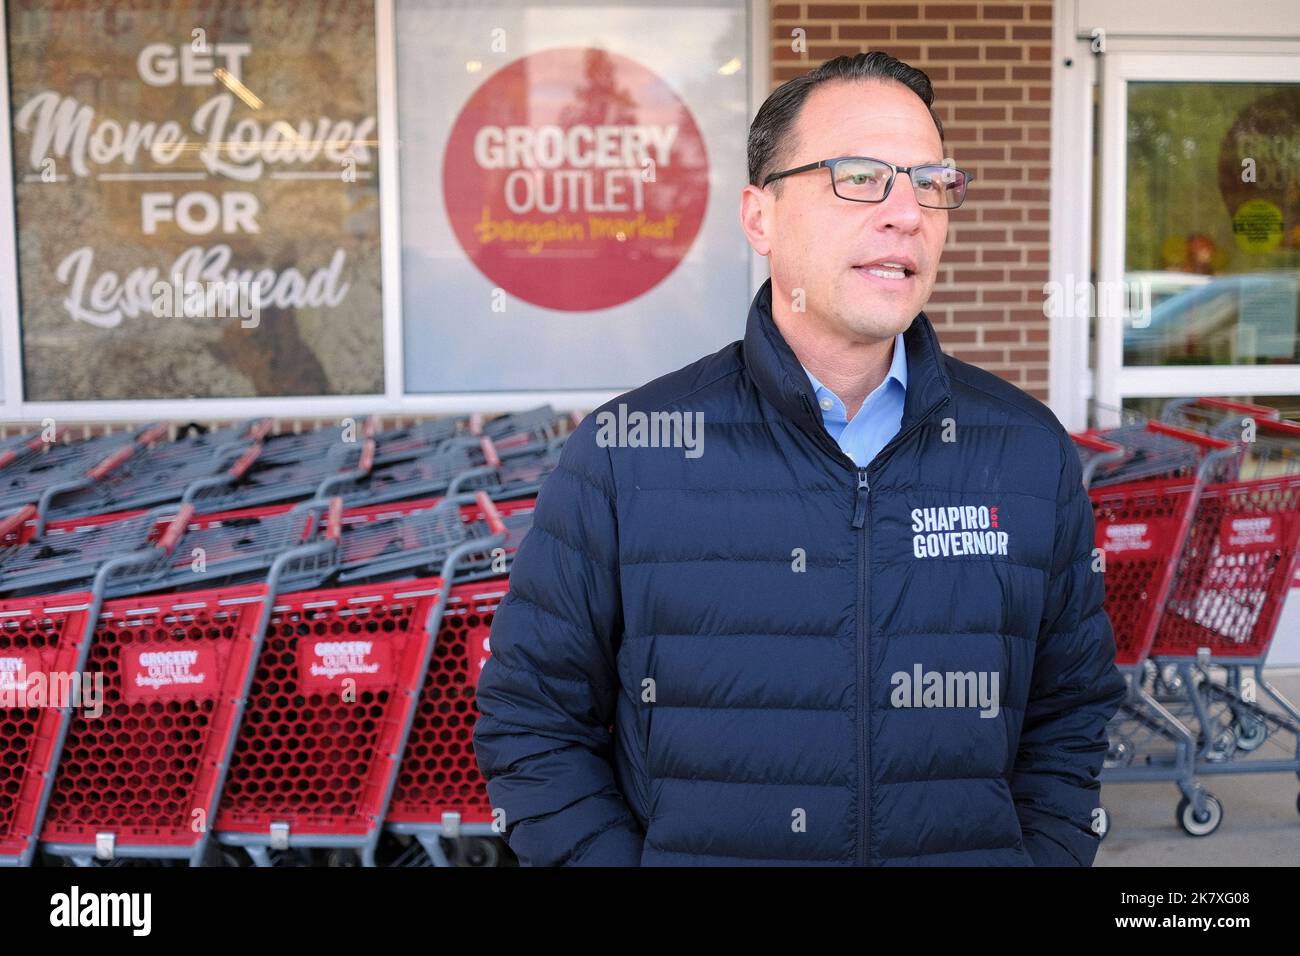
[{"x1": 741, "y1": 276, "x2": 953, "y2": 458}]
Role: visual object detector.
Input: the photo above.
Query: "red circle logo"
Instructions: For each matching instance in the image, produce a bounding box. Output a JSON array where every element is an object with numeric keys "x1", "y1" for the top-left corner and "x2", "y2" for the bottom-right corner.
[{"x1": 443, "y1": 47, "x2": 710, "y2": 312}]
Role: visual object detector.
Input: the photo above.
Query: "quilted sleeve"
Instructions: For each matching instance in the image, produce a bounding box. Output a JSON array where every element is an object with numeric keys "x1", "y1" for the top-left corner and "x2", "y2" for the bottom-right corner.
[
  {"x1": 1010, "y1": 431, "x2": 1127, "y2": 866},
  {"x1": 471, "y1": 417, "x2": 644, "y2": 866}
]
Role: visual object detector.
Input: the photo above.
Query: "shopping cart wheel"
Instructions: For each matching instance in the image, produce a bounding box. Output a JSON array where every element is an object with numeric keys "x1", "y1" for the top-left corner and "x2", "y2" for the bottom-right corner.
[
  {"x1": 452, "y1": 836, "x2": 501, "y2": 868},
  {"x1": 1232, "y1": 715, "x2": 1268, "y2": 752},
  {"x1": 1104, "y1": 734, "x2": 1135, "y2": 768},
  {"x1": 1176, "y1": 794, "x2": 1223, "y2": 837}
]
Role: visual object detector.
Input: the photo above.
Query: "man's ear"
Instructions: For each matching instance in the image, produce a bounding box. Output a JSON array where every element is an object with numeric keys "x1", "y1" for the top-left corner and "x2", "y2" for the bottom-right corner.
[{"x1": 739, "y1": 184, "x2": 773, "y2": 258}]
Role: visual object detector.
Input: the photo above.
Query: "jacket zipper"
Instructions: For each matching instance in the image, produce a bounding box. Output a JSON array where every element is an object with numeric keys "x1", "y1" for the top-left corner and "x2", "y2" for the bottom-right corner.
[
  {"x1": 854, "y1": 466, "x2": 869, "y2": 867},
  {"x1": 803, "y1": 389, "x2": 951, "y2": 866}
]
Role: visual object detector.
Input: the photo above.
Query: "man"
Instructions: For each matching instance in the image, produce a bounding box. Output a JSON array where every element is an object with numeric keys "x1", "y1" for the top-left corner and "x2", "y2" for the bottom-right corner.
[{"x1": 473, "y1": 52, "x2": 1126, "y2": 866}]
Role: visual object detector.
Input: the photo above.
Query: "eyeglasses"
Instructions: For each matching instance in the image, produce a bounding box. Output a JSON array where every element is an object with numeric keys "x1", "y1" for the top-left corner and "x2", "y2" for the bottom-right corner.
[{"x1": 762, "y1": 156, "x2": 974, "y2": 209}]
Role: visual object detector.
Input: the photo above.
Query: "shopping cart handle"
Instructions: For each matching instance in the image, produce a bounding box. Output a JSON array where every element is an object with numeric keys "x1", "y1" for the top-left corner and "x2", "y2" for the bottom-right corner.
[
  {"x1": 86, "y1": 445, "x2": 135, "y2": 480},
  {"x1": 246, "y1": 418, "x2": 275, "y2": 441},
  {"x1": 1147, "y1": 420, "x2": 1235, "y2": 450},
  {"x1": 357, "y1": 438, "x2": 375, "y2": 474},
  {"x1": 468, "y1": 412, "x2": 484, "y2": 437},
  {"x1": 325, "y1": 496, "x2": 344, "y2": 541},
  {"x1": 0, "y1": 504, "x2": 37, "y2": 541},
  {"x1": 480, "y1": 436, "x2": 501, "y2": 469},
  {"x1": 569, "y1": 410, "x2": 585, "y2": 429},
  {"x1": 363, "y1": 415, "x2": 378, "y2": 440},
  {"x1": 137, "y1": 423, "x2": 170, "y2": 446},
  {"x1": 157, "y1": 504, "x2": 196, "y2": 554},
  {"x1": 1195, "y1": 397, "x2": 1281, "y2": 419},
  {"x1": 475, "y1": 490, "x2": 506, "y2": 536},
  {"x1": 228, "y1": 443, "x2": 262, "y2": 480}
]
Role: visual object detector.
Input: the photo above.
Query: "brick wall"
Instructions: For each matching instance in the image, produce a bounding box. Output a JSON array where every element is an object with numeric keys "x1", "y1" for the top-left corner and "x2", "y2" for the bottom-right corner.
[{"x1": 769, "y1": 0, "x2": 1054, "y2": 399}]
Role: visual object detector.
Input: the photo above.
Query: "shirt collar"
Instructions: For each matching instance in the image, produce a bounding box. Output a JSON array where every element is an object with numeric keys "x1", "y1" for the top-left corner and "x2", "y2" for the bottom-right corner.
[
  {"x1": 801, "y1": 330, "x2": 909, "y2": 411},
  {"x1": 740, "y1": 277, "x2": 952, "y2": 465}
]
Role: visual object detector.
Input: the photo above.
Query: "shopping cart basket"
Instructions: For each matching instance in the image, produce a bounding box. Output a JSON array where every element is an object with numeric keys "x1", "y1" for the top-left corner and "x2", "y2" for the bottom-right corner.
[
  {"x1": 211, "y1": 495, "x2": 510, "y2": 866},
  {"x1": 385, "y1": 578, "x2": 508, "y2": 866},
  {"x1": 35, "y1": 531, "x2": 341, "y2": 866},
  {"x1": 1081, "y1": 423, "x2": 1241, "y2": 834},
  {"x1": 1142, "y1": 416, "x2": 1300, "y2": 832}
]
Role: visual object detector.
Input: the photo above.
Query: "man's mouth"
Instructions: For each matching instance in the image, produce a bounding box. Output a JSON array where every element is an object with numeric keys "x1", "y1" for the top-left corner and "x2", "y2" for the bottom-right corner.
[{"x1": 853, "y1": 259, "x2": 917, "y2": 283}]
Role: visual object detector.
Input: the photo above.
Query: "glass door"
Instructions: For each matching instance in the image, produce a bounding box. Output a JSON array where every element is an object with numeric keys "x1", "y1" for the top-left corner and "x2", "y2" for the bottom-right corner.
[{"x1": 1095, "y1": 52, "x2": 1300, "y2": 425}]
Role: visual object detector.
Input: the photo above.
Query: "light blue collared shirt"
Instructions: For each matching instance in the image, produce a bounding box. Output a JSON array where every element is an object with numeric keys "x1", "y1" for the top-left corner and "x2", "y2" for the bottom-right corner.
[{"x1": 801, "y1": 332, "x2": 908, "y2": 468}]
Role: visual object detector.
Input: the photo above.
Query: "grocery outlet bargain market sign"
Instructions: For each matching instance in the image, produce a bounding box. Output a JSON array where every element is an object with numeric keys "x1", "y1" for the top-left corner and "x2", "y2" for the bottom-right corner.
[{"x1": 443, "y1": 47, "x2": 710, "y2": 312}]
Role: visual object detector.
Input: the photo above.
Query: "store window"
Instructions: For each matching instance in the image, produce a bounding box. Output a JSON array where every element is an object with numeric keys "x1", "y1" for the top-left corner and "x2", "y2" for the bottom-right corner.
[
  {"x1": 394, "y1": 0, "x2": 755, "y2": 393},
  {"x1": 1123, "y1": 82, "x2": 1300, "y2": 369},
  {"x1": 3, "y1": 0, "x2": 383, "y2": 402}
]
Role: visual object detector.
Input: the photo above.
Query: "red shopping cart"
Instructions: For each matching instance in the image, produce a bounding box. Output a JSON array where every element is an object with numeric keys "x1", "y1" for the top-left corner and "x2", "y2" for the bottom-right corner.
[
  {"x1": 34, "y1": 528, "x2": 340, "y2": 866},
  {"x1": 1143, "y1": 417, "x2": 1300, "y2": 829},
  {"x1": 211, "y1": 495, "x2": 510, "y2": 866},
  {"x1": 385, "y1": 578, "x2": 507, "y2": 867}
]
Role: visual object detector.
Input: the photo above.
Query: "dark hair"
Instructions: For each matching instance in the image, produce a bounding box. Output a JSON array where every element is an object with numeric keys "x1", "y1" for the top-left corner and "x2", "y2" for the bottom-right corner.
[{"x1": 748, "y1": 52, "x2": 944, "y2": 195}]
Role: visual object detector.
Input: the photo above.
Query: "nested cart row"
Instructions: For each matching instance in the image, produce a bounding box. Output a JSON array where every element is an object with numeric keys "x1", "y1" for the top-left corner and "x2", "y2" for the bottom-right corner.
[
  {"x1": 0, "y1": 407, "x2": 574, "y2": 867},
  {"x1": 1076, "y1": 397, "x2": 1300, "y2": 837}
]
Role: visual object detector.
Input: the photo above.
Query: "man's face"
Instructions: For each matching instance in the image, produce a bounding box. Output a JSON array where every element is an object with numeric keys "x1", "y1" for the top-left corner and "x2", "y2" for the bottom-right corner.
[{"x1": 745, "y1": 80, "x2": 950, "y2": 343}]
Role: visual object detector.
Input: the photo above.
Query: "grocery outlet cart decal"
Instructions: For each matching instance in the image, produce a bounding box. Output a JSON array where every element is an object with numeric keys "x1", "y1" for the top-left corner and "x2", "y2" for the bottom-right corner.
[{"x1": 443, "y1": 47, "x2": 710, "y2": 312}]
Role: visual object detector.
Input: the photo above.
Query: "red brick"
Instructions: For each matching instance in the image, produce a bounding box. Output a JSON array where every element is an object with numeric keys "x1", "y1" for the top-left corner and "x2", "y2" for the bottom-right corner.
[
  {"x1": 980, "y1": 208, "x2": 1023, "y2": 221},
  {"x1": 982, "y1": 127, "x2": 1023, "y2": 141},
  {"x1": 1010, "y1": 187, "x2": 1050, "y2": 202},
  {"x1": 773, "y1": 4, "x2": 803, "y2": 16},
  {"x1": 983, "y1": 4, "x2": 1025, "y2": 19},
  {"x1": 808, "y1": 3, "x2": 864, "y2": 18},
  {"x1": 985, "y1": 45, "x2": 1024, "y2": 60},
  {"x1": 933, "y1": 84, "x2": 978, "y2": 99},
  {"x1": 1012, "y1": 25, "x2": 1052, "y2": 40},
  {"x1": 1012, "y1": 66, "x2": 1051, "y2": 81},
  {"x1": 980, "y1": 248, "x2": 1022, "y2": 262},
  {"x1": 924, "y1": 3, "x2": 978, "y2": 16},
  {"x1": 982, "y1": 86, "x2": 1024, "y2": 101},
  {"x1": 865, "y1": 3, "x2": 919, "y2": 15},
  {"x1": 1009, "y1": 146, "x2": 1050, "y2": 161},
  {"x1": 983, "y1": 289, "x2": 1025, "y2": 303},
  {"x1": 897, "y1": 25, "x2": 950, "y2": 38},
  {"x1": 927, "y1": 44, "x2": 980, "y2": 58},
  {"x1": 1011, "y1": 348, "x2": 1050, "y2": 362},
  {"x1": 950, "y1": 309, "x2": 1008, "y2": 322},
  {"x1": 954, "y1": 269, "x2": 1006, "y2": 282},
  {"x1": 838, "y1": 24, "x2": 892, "y2": 38},
  {"x1": 954, "y1": 66, "x2": 1006, "y2": 80},
  {"x1": 954, "y1": 106, "x2": 1006, "y2": 120},
  {"x1": 954, "y1": 228, "x2": 1009, "y2": 242},
  {"x1": 954, "y1": 25, "x2": 1005, "y2": 39},
  {"x1": 983, "y1": 327, "x2": 1024, "y2": 343},
  {"x1": 927, "y1": 289, "x2": 971, "y2": 303},
  {"x1": 1012, "y1": 106, "x2": 1050, "y2": 121}
]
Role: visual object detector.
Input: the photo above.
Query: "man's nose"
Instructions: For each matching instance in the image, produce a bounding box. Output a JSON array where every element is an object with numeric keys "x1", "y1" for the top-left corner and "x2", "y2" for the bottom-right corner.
[{"x1": 874, "y1": 172, "x2": 925, "y2": 233}]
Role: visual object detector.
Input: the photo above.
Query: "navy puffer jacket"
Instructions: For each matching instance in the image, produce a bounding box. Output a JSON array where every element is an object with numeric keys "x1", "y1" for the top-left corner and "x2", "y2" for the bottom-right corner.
[{"x1": 474, "y1": 278, "x2": 1126, "y2": 866}]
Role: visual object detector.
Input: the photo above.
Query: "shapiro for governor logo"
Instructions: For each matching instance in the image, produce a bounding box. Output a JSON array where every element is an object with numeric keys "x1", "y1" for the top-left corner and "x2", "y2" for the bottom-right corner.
[{"x1": 911, "y1": 504, "x2": 1008, "y2": 559}]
